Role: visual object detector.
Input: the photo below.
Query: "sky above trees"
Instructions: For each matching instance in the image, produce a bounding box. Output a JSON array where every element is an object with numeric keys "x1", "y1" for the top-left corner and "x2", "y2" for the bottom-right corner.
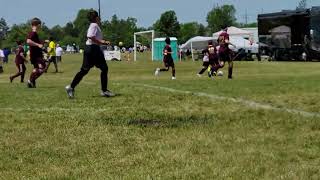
[{"x1": 1, "y1": 0, "x2": 320, "y2": 28}]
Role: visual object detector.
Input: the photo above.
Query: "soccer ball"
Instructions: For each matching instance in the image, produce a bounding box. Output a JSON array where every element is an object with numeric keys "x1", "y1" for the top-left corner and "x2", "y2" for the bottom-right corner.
[
  {"x1": 217, "y1": 70, "x2": 223, "y2": 76},
  {"x1": 119, "y1": 42, "x2": 123, "y2": 46}
]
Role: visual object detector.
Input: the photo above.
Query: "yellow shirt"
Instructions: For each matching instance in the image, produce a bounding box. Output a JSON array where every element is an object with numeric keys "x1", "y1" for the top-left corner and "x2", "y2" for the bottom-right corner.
[{"x1": 48, "y1": 41, "x2": 56, "y2": 56}]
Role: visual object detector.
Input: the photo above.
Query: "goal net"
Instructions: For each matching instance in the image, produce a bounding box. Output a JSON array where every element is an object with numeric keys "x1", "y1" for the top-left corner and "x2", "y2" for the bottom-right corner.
[{"x1": 134, "y1": 30, "x2": 155, "y2": 61}]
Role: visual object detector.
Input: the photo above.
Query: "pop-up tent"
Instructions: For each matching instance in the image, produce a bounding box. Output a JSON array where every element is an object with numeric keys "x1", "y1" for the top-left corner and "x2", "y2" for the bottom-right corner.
[
  {"x1": 180, "y1": 35, "x2": 258, "y2": 61},
  {"x1": 213, "y1": 26, "x2": 253, "y2": 38},
  {"x1": 180, "y1": 36, "x2": 216, "y2": 50},
  {"x1": 180, "y1": 36, "x2": 216, "y2": 61},
  {"x1": 227, "y1": 36, "x2": 259, "y2": 54}
]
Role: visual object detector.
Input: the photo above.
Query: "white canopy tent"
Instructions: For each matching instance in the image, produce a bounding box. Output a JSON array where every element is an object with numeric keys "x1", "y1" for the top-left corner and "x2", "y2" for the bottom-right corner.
[
  {"x1": 228, "y1": 36, "x2": 259, "y2": 54},
  {"x1": 180, "y1": 36, "x2": 216, "y2": 61},
  {"x1": 213, "y1": 26, "x2": 253, "y2": 39},
  {"x1": 212, "y1": 26, "x2": 258, "y2": 54}
]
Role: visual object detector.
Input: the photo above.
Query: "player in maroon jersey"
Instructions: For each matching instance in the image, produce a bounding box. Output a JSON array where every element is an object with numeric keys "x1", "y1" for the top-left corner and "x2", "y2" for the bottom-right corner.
[
  {"x1": 197, "y1": 41, "x2": 219, "y2": 78},
  {"x1": 26, "y1": 18, "x2": 46, "y2": 88},
  {"x1": 216, "y1": 27, "x2": 236, "y2": 79},
  {"x1": 10, "y1": 40, "x2": 27, "y2": 83},
  {"x1": 154, "y1": 37, "x2": 176, "y2": 80}
]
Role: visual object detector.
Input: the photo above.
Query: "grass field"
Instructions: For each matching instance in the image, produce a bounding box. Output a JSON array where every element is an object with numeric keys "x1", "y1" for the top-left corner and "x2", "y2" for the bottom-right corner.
[{"x1": 1, "y1": 52, "x2": 320, "y2": 179}]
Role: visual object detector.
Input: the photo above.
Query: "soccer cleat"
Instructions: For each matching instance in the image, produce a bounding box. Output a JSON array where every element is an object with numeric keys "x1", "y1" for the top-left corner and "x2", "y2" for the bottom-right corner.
[
  {"x1": 27, "y1": 80, "x2": 32, "y2": 88},
  {"x1": 101, "y1": 90, "x2": 115, "y2": 97},
  {"x1": 9, "y1": 76, "x2": 13, "y2": 83},
  {"x1": 197, "y1": 74, "x2": 202, "y2": 77},
  {"x1": 171, "y1": 76, "x2": 176, "y2": 80},
  {"x1": 154, "y1": 68, "x2": 160, "y2": 76},
  {"x1": 27, "y1": 80, "x2": 36, "y2": 88},
  {"x1": 32, "y1": 80, "x2": 36, "y2": 88},
  {"x1": 65, "y1": 85, "x2": 75, "y2": 98},
  {"x1": 212, "y1": 71, "x2": 217, "y2": 76}
]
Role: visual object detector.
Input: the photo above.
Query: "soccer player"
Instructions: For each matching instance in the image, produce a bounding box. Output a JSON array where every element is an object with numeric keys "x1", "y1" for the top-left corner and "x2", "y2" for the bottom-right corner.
[
  {"x1": 216, "y1": 27, "x2": 235, "y2": 79},
  {"x1": 10, "y1": 40, "x2": 27, "y2": 83},
  {"x1": 65, "y1": 10, "x2": 114, "y2": 98},
  {"x1": 45, "y1": 37, "x2": 58, "y2": 72},
  {"x1": 154, "y1": 37, "x2": 176, "y2": 80},
  {"x1": 197, "y1": 41, "x2": 219, "y2": 78},
  {"x1": 26, "y1": 18, "x2": 46, "y2": 88}
]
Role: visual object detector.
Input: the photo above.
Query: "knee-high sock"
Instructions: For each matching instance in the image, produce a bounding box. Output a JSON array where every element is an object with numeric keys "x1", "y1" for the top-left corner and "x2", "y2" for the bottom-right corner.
[
  {"x1": 198, "y1": 67, "x2": 208, "y2": 74},
  {"x1": 228, "y1": 61, "x2": 233, "y2": 78},
  {"x1": 53, "y1": 61, "x2": 58, "y2": 72},
  {"x1": 30, "y1": 68, "x2": 44, "y2": 82}
]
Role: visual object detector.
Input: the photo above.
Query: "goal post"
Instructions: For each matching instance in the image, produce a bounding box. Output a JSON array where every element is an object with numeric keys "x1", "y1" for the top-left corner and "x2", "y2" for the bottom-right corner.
[{"x1": 134, "y1": 30, "x2": 155, "y2": 61}]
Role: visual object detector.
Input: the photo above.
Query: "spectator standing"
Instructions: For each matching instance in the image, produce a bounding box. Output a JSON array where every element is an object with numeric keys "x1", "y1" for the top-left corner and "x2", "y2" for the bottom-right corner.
[{"x1": 56, "y1": 44, "x2": 63, "y2": 62}]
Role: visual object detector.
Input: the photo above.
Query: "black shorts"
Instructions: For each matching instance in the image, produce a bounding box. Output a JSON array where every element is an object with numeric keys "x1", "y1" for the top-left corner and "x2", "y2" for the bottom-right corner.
[
  {"x1": 203, "y1": 61, "x2": 210, "y2": 67},
  {"x1": 49, "y1": 56, "x2": 57, "y2": 63},
  {"x1": 56, "y1": 56, "x2": 62, "y2": 62},
  {"x1": 82, "y1": 45, "x2": 107, "y2": 70},
  {"x1": 219, "y1": 52, "x2": 231, "y2": 62},
  {"x1": 203, "y1": 58, "x2": 218, "y2": 67},
  {"x1": 31, "y1": 57, "x2": 46, "y2": 69},
  {"x1": 164, "y1": 60, "x2": 175, "y2": 68}
]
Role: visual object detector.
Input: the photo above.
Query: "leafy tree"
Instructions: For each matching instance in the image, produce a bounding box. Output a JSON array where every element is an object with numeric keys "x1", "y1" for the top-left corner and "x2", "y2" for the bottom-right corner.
[
  {"x1": 3, "y1": 20, "x2": 53, "y2": 48},
  {"x1": 179, "y1": 22, "x2": 201, "y2": 44},
  {"x1": 50, "y1": 25, "x2": 64, "y2": 42},
  {"x1": 38, "y1": 23, "x2": 51, "y2": 40},
  {"x1": 64, "y1": 22, "x2": 78, "y2": 38},
  {"x1": 73, "y1": 9, "x2": 91, "y2": 47},
  {"x1": 0, "y1": 18, "x2": 9, "y2": 47},
  {"x1": 2, "y1": 23, "x2": 29, "y2": 47},
  {"x1": 60, "y1": 35, "x2": 79, "y2": 47},
  {"x1": 197, "y1": 24, "x2": 207, "y2": 36},
  {"x1": 102, "y1": 15, "x2": 138, "y2": 47},
  {"x1": 238, "y1": 22, "x2": 257, "y2": 28},
  {"x1": 207, "y1": 4, "x2": 237, "y2": 34},
  {"x1": 153, "y1": 10, "x2": 180, "y2": 38}
]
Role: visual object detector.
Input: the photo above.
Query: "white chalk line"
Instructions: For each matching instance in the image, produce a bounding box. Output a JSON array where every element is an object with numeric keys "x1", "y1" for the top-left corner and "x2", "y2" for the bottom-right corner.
[
  {"x1": 131, "y1": 83, "x2": 320, "y2": 118},
  {"x1": 1, "y1": 83, "x2": 319, "y2": 118}
]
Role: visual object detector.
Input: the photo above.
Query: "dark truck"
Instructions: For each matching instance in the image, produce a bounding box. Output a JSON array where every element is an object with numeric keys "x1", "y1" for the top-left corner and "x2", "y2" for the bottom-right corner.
[{"x1": 258, "y1": 6, "x2": 320, "y2": 61}]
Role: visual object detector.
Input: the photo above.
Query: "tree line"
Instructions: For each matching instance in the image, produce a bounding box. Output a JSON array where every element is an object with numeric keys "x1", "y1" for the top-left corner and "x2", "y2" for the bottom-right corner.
[{"x1": 0, "y1": 5, "x2": 257, "y2": 49}]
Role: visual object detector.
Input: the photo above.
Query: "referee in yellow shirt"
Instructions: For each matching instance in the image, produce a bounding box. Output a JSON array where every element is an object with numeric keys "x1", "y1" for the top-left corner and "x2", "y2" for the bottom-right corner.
[{"x1": 45, "y1": 37, "x2": 58, "y2": 73}]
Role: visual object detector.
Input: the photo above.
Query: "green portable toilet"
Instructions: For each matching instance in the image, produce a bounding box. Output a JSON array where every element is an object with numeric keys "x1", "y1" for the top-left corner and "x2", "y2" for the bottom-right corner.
[{"x1": 153, "y1": 37, "x2": 178, "y2": 61}]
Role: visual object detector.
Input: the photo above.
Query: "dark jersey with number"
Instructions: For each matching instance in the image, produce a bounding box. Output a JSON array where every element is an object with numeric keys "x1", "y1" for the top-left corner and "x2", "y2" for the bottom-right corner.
[
  {"x1": 163, "y1": 45, "x2": 173, "y2": 62},
  {"x1": 27, "y1": 31, "x2": 43, "y2": 60},
  {"x1": 218, "y1": 31, "x2": 230, "y2": 53},
  {"x1": 203, "y1": 46, "x2": 218, "y2": 61},
  {"x1": 15, "y1": 46, "x2": 25, "y2": 64}
]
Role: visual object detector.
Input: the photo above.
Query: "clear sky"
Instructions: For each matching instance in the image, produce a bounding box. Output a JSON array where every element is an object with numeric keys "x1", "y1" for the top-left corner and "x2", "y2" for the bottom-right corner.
[{"x1": 1, "y1": 0, "x2": 320, "y2": 28}]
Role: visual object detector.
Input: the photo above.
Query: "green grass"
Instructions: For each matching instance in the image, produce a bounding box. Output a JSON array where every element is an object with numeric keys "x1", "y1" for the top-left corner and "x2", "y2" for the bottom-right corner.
[{"x1": 0, "y1": 53, "x2": 320, "y2": 179}]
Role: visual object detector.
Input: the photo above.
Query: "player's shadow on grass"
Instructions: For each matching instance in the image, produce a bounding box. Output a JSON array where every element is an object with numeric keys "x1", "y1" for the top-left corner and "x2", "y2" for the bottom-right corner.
[
  {"x1": 128, "y1": 119, "x2": 163, "y2": 128},
  {"x1": 126, "y1": 117, "x2": 210, "y2": 128},
  {"x1": 48, "y1": 71, "x2": 64, "y2": 74},
  {"x1": 91, "y1": 93, "x2": 122, "y2": 98}
]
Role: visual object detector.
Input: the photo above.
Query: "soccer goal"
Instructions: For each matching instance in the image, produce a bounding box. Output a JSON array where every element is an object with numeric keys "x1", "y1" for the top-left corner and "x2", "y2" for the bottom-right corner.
[{"x1": 134, "y1": 30, "x2": 155, "y2": 61}]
